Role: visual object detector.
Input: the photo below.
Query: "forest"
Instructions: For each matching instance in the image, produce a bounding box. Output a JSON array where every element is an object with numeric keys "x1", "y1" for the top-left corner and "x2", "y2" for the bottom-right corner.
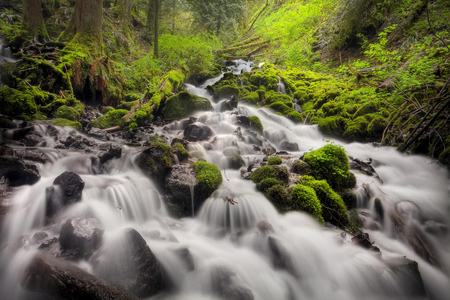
[{"x1": 0, "y1": 0, "x2": 449, "y2": 299}]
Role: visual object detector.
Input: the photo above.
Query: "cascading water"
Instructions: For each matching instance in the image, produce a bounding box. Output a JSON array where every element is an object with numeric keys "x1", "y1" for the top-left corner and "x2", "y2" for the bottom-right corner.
[{"x1": 0, "y1": 60, "x2": 449, "y2": 300}]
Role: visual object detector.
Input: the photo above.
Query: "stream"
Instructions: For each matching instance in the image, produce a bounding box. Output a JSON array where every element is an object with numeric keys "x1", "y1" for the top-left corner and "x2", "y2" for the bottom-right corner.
[{"x1": 0, "y1": 60, "x2": 449, "y2": 300}]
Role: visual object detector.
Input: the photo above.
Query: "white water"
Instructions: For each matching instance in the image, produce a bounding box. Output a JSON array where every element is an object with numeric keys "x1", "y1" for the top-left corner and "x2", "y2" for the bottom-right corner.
[{"x1": 1, "y1": 61, "x2": 449, "y2": 300}]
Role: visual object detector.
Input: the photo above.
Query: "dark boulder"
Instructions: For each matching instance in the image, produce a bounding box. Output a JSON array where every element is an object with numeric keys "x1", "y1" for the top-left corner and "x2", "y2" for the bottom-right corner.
[
  {"x1": 136, "y1": 142, "x2": 174, "y2": 187},
  {"x1": 0, "y1": 116, "x2": 17, "y2": 129},
  {"x1": 15, "y1": 147, "x2": 49, "y2": 164},
  {"x1": 95, "y1": 228, "x2": 162, "y2": 298},
  {"x1": 174, "y1": 247, "x2": 195, "y2": 272},
  {"x1": 235, "y1": 115, "x2": 251, "y2": 128},
  {"x1": 87, "y1": 127, "x2": 110, "y2": 141},
  {"x1": 98, "y1": 144, "x2": 122, "y2": 163},
  {"x1": 46, "y1": 172, "x2": 85, "y2": 218},
  {"x1": 22, "y1": 254, "x2": 140, "y2": 300},
  {"x1": 349, "y1": 157, "x2": 383, "y2": 183},
  {"x1": 0, "y1": 143, "x2": 13, "y2": 156},
  {"x1": 385, "y1": 257, "x2": 427, "y2": 297},
  {"x1": 280, "y1": 140, "x2": 299, "y2": 151},
  {"x1": 184, "y1": 122, "x2": 213, "y2": 141},
  {"x1": 221, "y1": 96, "x2": 238, "y2": 111},
  {"x1": 0, "y1": 156, "x2": 40, "y2": 186},
  {"x1": 351, "y1": 233, "x2": 381, "y2": 254},
  {"x1": 59, "y1": 218, "x2": 104, "y2": 259},
  {"x1": 268, "y1": 236, "x2": 297, "y2": 277},
  {"x1": 165, "y1": 164, "x2": 197, "y2": 217},
  {"x1": 212, "y1": 267, "x2": 254, "y2": 300}
]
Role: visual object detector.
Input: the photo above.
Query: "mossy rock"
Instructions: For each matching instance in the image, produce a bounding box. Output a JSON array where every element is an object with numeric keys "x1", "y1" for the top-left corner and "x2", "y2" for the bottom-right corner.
[
  {"x1": 290, "y1": 184, "x2": 324, "y2": 224},
  {"x1": 101, "y1": 106, "x2": 115, "y2": 114},
  {"x1": 0, "y1": 87, "x2": 39, "y2": 120},
  {"x1": 55, "y1": 105, "x2": 80, "y2": 121},
  {"x1": 117, "y1": 100, "x2": 138, "y2": 111},
  {"x1": 249, "y1": 73, "x2": 278, "y2": 90},
  {"x1": 137, "y1": 141, "x2": 174, "y2": 187},
  {"x1": 164, "y1": 91, "x2": 212, "y2": 120},
  {"x1": 267, "y1": 184, "x2": 288, "y2": 211},
  {"x1": 249, "y1": 116, "x2": 263, "y2": 132},
  {"x1": 90, "y1": 109, "x2": 128, "y2": 129},
  {"x1": 438, "y1": 147, "x2": 450, "y2": 166},
  {"x1": 291, "y1": 160, "x2": 312, "y2": 175},
  {"x1": 167, "y1": 70, "x2": 185, "y2": 91},
  {"x1": 300, "y1": 176, "x2": 351, "y2": 230},
  {"x1": 318, "y1": 116, "x2": 348, "y2": 137},
  {"x1": 367, "y1": 116, "x2": 387, "y2": 138},
  {"x1": 303, "y1": 144, "x2": 355, "y2": 191},
  {"x1": 250, "y1": 165, "x2": 290, "y2": 185},
  {"x1": 268, "y1": 101, "x2": 292, "y2": 115},
  {"x1": 242, "y1": 92, "x2": 259, "y2": 105},
  {"x1": 228, "y1": 154, "x2": 245, "y2": 169},
  {"x1": 267, "y1": 156, "x2": 282, "y2": 165},
  {"x1": 193, "y1": 161, "x2": 223, "y2": 201},
  {"x1": 353, "y1": 102, "x2": 378, "y2": 118},
  {"x1": 343, "y1": 116, "x2": 369, "y2": 141},
  {"x1": 51, "y1": 118, "x2": 82, "y2": 130},
  {"x1": 217, "y1": 85, "x2": 240, "y2": 99},
  {"x1": 257, "y1": 178, "x2": 279, "y2": 192},
  {"x1": 173, "y1": 142, "x2": 190, "y2": 162}
]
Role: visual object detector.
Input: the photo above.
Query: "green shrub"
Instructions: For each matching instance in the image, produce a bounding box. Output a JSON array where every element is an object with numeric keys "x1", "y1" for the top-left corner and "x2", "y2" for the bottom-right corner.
[
  {"x1": 267, "y1": 156, "x2": 282, "y2": 165},
  {"x1": 291, "y1": 184, "x2": 324, "y2": 223}
]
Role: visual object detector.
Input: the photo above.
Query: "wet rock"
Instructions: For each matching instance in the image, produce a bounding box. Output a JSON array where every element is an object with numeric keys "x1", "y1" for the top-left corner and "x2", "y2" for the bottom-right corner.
[
  {"x1": 38, "y1": 237, "x2": 59, "y2": 250},
  {"x1": 137, "y1": 142, "x2": 174, "y2": 187},
  {"x1": 22, "y1": 134, "x2": 43, "y2": 146},
  {"x1": 235, "y1": 115, "x2": 251, "y2": 128},
  {"x1": 233, "y1": 127, "x2": 243, "y2": 140},
  {"x1": 30, "y1": 232, "x2": 49, "y2": 246},
  {"x1": 22, "y1": 254, "x2": 140, "y2": 300},
  {"x1": 99, "y1": 144, "x2": 122, "y2": 163},
  {"x1": 385, "y1": 257, "x2": 427, "y2": 297},
  {"x1": 280, "y1": 140, "x2": 299, "y2": 151},
  {"x1": 59, "y1": 218, "x2": 104, "y2": 259},
  {"x1": 228, "y1": 154, "x2": 245, "y2": 169},
  {"x1": 257, "y1": 220, "x2": 274, "y2": 234},
  {"x1": 396, "y1": 201, "x2": 420, "y2": 219},
  {"x1": 221, "y1": 96, "x2": 238, "y2": 111},
  {"x1": 349, "y1": 157, "x2": 383, "y2": 183},
  {"x1": 0, "y1": 143, "x2": 13, "y2": 156},
  {"x1": 174, "y1": 247, "x2": 195, "y2": 272},
  {"x1": 15, "y1": 147, "x2": 49, "y2": 164},
  {"x1": 165, "y1": 165, "x2": 197, "y2": 217},
  {"x1": 4, "y1": 126, "x2": 33, "y2": 140},
  {"x1": 95, "y1": 228, "x2": 162, "y2": 298},
  {"x1": 424, "y1": 220, "x2": 449, "y2": 237},
  {"x1": 374, "y1": 197, "x2": 384, "y2": 221},
  {"x1": 212, "y1": 267, "x2": 254, "y2": 300},
  {"x1": 87, "y1": 127, "x2": 110, "y2": 141},
  {"x1": 268, "y1": 236, "x2": 297, "y2": 276},
  {"x1": 0, "y1": 156, "x2": 40, "y2": 187},
  {"x1": 351, "y1": 233, "x2": 380, "y2": 254},
  {"x1": 0, "y1": 116, "x2": 17, "y2": 129},
  {"x1": 45, "y1": 172, "x2": 85, "y2": 218},
  {"x1": 184, "y1": 122, "x2": 213, "y2": 141},
  {"x1": 223, "y1": 147, "x2": 241, "y2": 157}
]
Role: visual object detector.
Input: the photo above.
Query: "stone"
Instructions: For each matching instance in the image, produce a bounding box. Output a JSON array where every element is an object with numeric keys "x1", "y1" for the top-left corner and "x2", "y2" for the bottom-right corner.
[
  {"x1": 349, "y1": 156, "x2": 383, "y2": 183},
  {"x1": 59, "y1": 218, "x2": 104, "y2": 259},
  {"x1": 165, "y1": 165, "x2": 197, "y2": 217},
  {"x1": 221, "y1": 95, "x2": 238, "y2": 111},
  {"x1": 184, "y1": 122, "x2": 213, "y2": 141},
  {"x1": 280, "y1": 140, "x2": 299, "y2": 151},
  {"x1": 212, "y1": 267, "x2": 254, "y2": 300},
  {"x1": 174, "y1": 247, "x2": 195, "y2": 272},
  {"x1": 0, "y1": 156, "x2": 40, "y2": 187},
  {"x1": 22, "y1": 254, "x2": 140, "y2": 300},
  {"x1": 30, "y1": 232, "x2": 48, "y2": 246},
  {"x1": 235, "y1": 115, "x2": 251, "y2": 128}
]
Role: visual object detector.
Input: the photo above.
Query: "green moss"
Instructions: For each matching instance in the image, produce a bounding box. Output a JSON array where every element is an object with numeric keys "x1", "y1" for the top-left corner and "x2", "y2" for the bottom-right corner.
[
  {"x1": 257, "y1": 178, "x2": 280, "y2": 192},
  {"x1": 343, "y1": 116, "x2": 369, "y2": 141},
  {"x1": 250, "y1": 165, "x2": 290, "y2": 185},
  {"x1": 155, "y1": 142, "x2": 174, "y2": 168},
  {"x1": 268, "y1": 101, "x2": 292, "y2": 115},
  {"x1": 249, "y1": 72, "x2": 278, "y2": 90},
  {"x1": 303, "y1": 144, "x2": 355, "y2": 191},
  {"x1": 353, "y1": 102, "x2": 378, "y2": 118},
  {"x1": 117, "y1": 100, "x2": 138, "y2": 110},
  {"x1": 55, "y1": 105, "x2": 80, "y2": 120},
  {"x1": 217, "y1": 85, "x2": 240, "y2": 99},
  {"x1": 167, "y1": 69, "x2": 185, "y2": 91},
  {"x1": 368, "y1": 116, "x2": 387, "y2": 138},
  {"x1": 91, "y1": 109, "x2": 128, "y2": 129},
  {"x1": 0, "y1": 87, "x2": 39, "y2": 120},
  {"x1": 249, "y1": 116, "x2": 264, "y2": 132},
  {"x1": 291, "y1": 160, "x2": 312, "y2": 175},
  {"x1": 438, "y1": 147, "x2": 450, "y2": 166},
  {"x1": 193, "y1": 161, "x2": 223, "y2": 200},
  {"x1": 51, "y1": 118, "x2": 82, "y2": 130},
  {"x1": 267, "y1": 156, "x2": 282, "y2": 165},
  {"x1": 102, "y1": 106, "x2": 115, "y2": 114},
  {"x1": 300, "y1": 176, "x2": 351, "y2": 228},
  {"x1": 291, "y1": 184, "x2": 324, "y2": 224},
  {"x1": 267, "y1": 184, "x2": 288, "y2": 210},
  {"x1": 173, "y1": 142, "x2": 190, "y2": 161},
  {"x1": 164, "y1": 91, "x2": 212, "y2": 120},
  {"x1": 228, "y1": 154, "x2": 245, "y2": 169},
  {"x1": 242, "y1": 92, "x2": 260, "y2": 105},
  {"x1": 287, "y1": 111, "x2": 303, "y2": 123}
]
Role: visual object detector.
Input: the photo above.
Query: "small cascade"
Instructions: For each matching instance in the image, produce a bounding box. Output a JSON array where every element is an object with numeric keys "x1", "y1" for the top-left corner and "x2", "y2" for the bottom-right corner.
[{"x1": 277, "y1": 76, "x2": 286, "y2": 94}]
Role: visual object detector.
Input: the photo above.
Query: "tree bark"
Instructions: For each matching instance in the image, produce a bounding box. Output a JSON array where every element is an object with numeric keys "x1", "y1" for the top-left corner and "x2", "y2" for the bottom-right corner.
[
  {"x1": 22, "y1": 0, "x2": 49, "y2": 40},
  {"x1": 115, "y1": 0, "x2": 132, "y2": 24},
  {"x1": 144, "y1": 0, "x2": 155, "y2": 44},
  {"x1": 154, "y1": 0, "x2": 159, "y2": 58},
  {"x1": 59, "y1": 0, "x2": 103, "y2": 57}
]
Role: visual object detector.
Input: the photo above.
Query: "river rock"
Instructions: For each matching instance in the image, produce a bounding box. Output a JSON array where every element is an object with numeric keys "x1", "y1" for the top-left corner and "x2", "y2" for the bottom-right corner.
[
  {"x1": 0, "y1": 116, "x2": 17, "y2": 129},
  {"x1": 165, "y1": 164, "x2": 197, "y2": 217},
  {"x1": 235, "y1": 115, "x2": 251, "y2": 128},
  {"x1": 137, "y1": 142, "x2": 174, "y2": 187},
  {"x1": 22, "y1": 254, "x2": 140, "y2": 300},
  {"x1": 95, "y1": 228, "x2": 162, "y2": 298},
  {"x1": 223, "y1": 147, "x2": 241, "y2": 157},
  {"x1": 174, "y1": 247, "x2": 195, "y2": 272},
  {"x1": 349, "y1": 157, "x2": 383, "y2": 183},
  {"x1": 212, "y1": 267, "x2": 254, "y2": 300},
  {"x1": 30, "y1": 232, "x2": 49, "y2": 246},
  {"x1": 221, "y1": 96, "x2": 238, "y2": 111},
  {"x1": 59, "y1": 218, "x2": 104, "y2": 259},
  {"x1": 184, "y1": 122, "x2": 213, "y2": 141},
  {"x1": 99, "y1": 144, "x2": 122, "y2": 163},
  {"x1": 268, "y1": 236, "x2": 297, "y2": 276},
  {"x1": 280, "y1": 140, "x2": 299, "y2": 151},
  {"x1": 351, "y1": 233, "x2": 381, "y2": 254},
  {"x1": 0, "y1": 156, "x2": 40, "y2": 186},
  {"x1": 0, "y1": 143, "x2": 13, "y2": 156},
  {"x1": 385, "y1": 257, "x2": 427, "y2": 297},
  {"x1": 15, "y1": 147, "x2": 49, "y2": 164}
]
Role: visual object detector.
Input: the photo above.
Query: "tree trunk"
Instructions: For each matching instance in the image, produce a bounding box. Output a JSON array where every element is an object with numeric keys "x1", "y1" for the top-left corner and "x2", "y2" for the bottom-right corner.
[
  {"x1": 115, "y1": 0, "x2": 132, "y2": 24},
  {"x1": 22, "y1": 0, "x2": 49, "y2": 40},
  {"x1": 59, "y1": 0, "x2": 103, "y2": 57},
  {"x1": 144, "y1": 0, "x2": 155, "y2": 44},
  {"x1": 154, "y1": 0, "x2": 159, "y2": 58}
]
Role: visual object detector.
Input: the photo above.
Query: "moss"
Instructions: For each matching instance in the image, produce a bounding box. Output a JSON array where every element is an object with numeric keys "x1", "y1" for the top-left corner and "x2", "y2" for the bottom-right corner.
[
  {"x1": 167, "y1": 69, "x2": 185, "y2": 91},
  {"x1": 249, "y1": 72, "x2": 278, "y2": 90},
  {"x1": 117, "y1": 100, "x2": 137, "y2": 110},
  {"x1": 51, "y1": 118, "x2": 82, "y2": 130},
  {"x1": 267, "y1": 184, "x2": 288, "y2": 210},
  {"x1": 242, "y1": 92, "x2": 260, "y2": 105},
  {"x1": 291, "y1": 184, "x2": 324, "y2": 224},
  {"x1": 268, "y1": 101, "x2": 292, "y2": 115},
  {"x1": 173, "y1": 143, "x2": 190, "y2": 161},
  {"x1": 291, "y1": 160, "x2": 312, "y2": 175},
  {"x1": 318, "y1": 116, "x2": 347, "y2": 136},
  {"x1": 193, "y1": 161, "x2": 223, "y2": 200},
  {"x1": 228, "y1": 154, "x2": 245, "y2": 169},
  {"x1": 303, "y1": 144, "x2": 355, "y2": 191},
  {"x1": 353, "y1": 102, "x2": 378, "y2": 118},
  {"x1": 249, "y1": 116, "x2": 264, "y2": 132},
  {"x1": 368, "y1": 116, "x2": 387, "y2": 138},
  {"x1": 102, "y1": 106, "x2": 115, "y2": 114},
  {"x1": 257, "y1": 178, "x2": 279, "y2": 192},
  {"x1": 250, "y1": 165, "x2": 290, "y2": 185},
  {"x1": 438, "y1": 147, "x2": 450, "y2": 166},
  {"x1": 287, "y1": 111, "x2": 303, "y2": 123},
  {"x1": 343, "y1": 116, "x2": 369, "y2": 141},
  {"x1": 267, "y1": 156, "x2": 282, "y2": 165},
  {"x1": 55, "y1": 105, "x2": 80, "y2": 120},
  {"x1": 300, "y1": 176, "x2": 351, "y2": 228},
  {"x1": 155, "y1": 142, "x2": 174, "y2": 168},
  {"x1": 217, "y1": 85, "x2": 240, "y2": 99},
  {"x1": 90, "y1": 109, "x2": 128, "y2": 129},
  {"x1": 164, "y1": 91, "x2": 212, "y2": 120},
  {"x1": 0, "y1": 87, "x2": 39, "y2": 120}
]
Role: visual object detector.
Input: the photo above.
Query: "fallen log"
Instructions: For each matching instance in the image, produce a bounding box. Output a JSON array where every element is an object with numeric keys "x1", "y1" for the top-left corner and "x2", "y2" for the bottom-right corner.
[
  {"x1": 229, "y1": 35, "x2": 263, "y2": 49},
  {"x1": 22, "y1": 254, "x2": 140, "y2": 300},
  {"x1": 217, "y1": 40, "x2": 271, "y2": 55},
  {"x1": 103, "y1": 126, "x2": 121, "y2": 133}
]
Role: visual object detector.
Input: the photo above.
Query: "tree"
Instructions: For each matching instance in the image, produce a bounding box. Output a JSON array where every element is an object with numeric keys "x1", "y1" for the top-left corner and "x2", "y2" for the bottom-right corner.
[
  {"x1": 154, "y1": 0, "x2": 159, "y2": 58},
  {"x1": 144, "y1": 0, "x2": 155, "y2": 43},
  {"x1": 59, "y1": 0, "x2": 103, "y2": 57},
  {"x1": 114, "y1": 0, "x2": 133, "y2": 24},
  {"x1": 22, "y1": 0, "x2": 49, "y2": 40}
]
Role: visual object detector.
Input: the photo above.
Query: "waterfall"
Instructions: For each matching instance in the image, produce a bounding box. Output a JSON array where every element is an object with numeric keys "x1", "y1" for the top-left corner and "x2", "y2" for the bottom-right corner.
[{"x1": 0, "y1": 60, "x2": 449, "y2": 300}]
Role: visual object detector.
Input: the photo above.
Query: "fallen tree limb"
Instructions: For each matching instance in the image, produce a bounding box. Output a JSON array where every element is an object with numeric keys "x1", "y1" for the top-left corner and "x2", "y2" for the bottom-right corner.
[
  {"x1": 229, "y1": 34, "x2": 263, "y2": 49},
  {"x1": 217, "y1": 40, "x2": 271, "y2": 55},
  {"x1": 247, "y1": 1, "x2": 269, "y2": 33}
]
